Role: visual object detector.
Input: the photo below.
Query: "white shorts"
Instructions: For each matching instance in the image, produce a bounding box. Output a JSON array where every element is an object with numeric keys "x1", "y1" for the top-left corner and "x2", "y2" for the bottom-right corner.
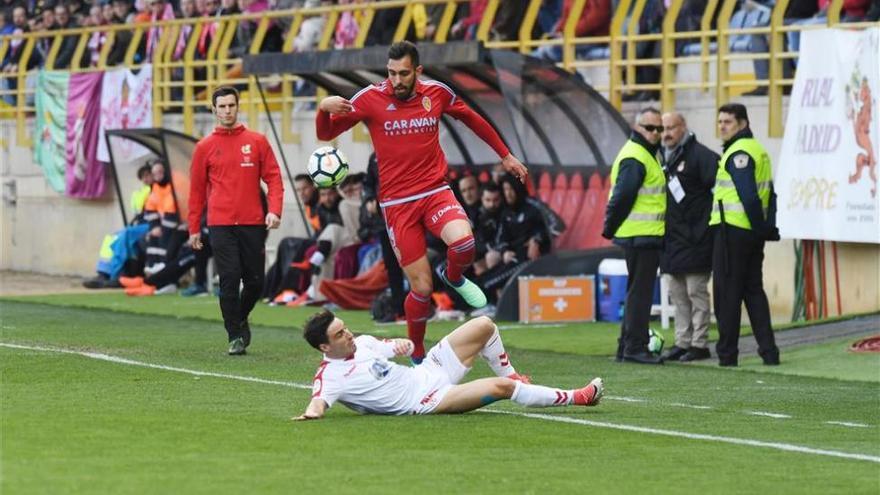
[{"x1": 410, "y1": 337, "x2": 470, "y2": 415}]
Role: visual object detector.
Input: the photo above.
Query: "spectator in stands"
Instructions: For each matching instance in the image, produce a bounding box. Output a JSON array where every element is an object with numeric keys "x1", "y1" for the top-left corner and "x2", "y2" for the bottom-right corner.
[
  {"x1": 333, "y1": 0, "x2": 360, "y2": 49},
  {"x1": 105, "y1": 0, "x2": 136, "y2": 65},
  {"x1": 294, "y1": 173, "x2": 321, "y2": 235},
  {"x1": 622, "y1": 0, "x2": 665, "y2": 102},
  {"x1": 217, "y1": 0, "x2": 238, "y2": 15},
  {"x1": 144, "y1": 0, "x2": 176, "y2": 60},
  {"x1": 474, "y1": 174, "x2": 550, "y2": 316},
  {"x1": 67, "y1": 0, "x2": 89, "y2": 23},
  {"x1": 102, "y1": 0, "x2": 115, "y2": 23},
  {"x1": 0, "y1": 6, "x2": 39, "y2": 105},
  {"x1": 472, "y1": 181, "x2": 503, "y2": 276},
  {"x1": 742, "y1": 0, "x2": 792, "y2": 96},
  {"x1": 450, "y1": 0, "x2": 484, "y2": 40},
  {"x1": 457, "y1": 174, "x2": 481, "y2": 225},
  {"x1": 784, "y1": 0, "x2": 869, "y2": 71},
  {"x1": 112, "y1": 0, "x2": 136, "y2": 23},
  {"x1": 231, "y1": 0, "x2": 282, "y2": 56},
  {"x1": 50, "y1": 3, "x2": 83, "y2": 69},
  {"x1": 362, "y1": 153, "x2": 406, "y2": 322},
  {"x1": 143, "y1": 159, "x2": 180, "y2": 276},
  {"x1": 658, "y1": 111, "x2": 718, "y2": 363},
  {"x1": 492, "y1": 0, "x2": 529, "y2": 41},
  {"x1": 532, "y1": 0, "x2": 611, "y2": 62},
  {"x1": 287, "y1": 185, "x2": 362, "y2": 306},
  {"x1": 85, "y1": 3, "x2": 110, "y2": 66}
]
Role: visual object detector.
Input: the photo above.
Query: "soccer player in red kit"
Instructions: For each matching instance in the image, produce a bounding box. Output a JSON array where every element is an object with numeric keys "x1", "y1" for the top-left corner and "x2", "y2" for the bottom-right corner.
[{"x1": 315, "y1": 41, "x2": 528, "y2": 364}]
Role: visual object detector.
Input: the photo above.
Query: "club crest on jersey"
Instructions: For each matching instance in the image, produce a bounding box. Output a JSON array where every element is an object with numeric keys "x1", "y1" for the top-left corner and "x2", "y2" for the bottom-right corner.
[
  {"x1": 422, "y1": 96, "x2": 431, "y2": 112},
  {"x1": 241, "y1": 144, "x2": 251, "y2": 155},
  {"x1": 369, "y1": 359, "x2": 391, "y2": 380},
  {"x1": 241, "y1": 143, "x2": 253, "y2": 167}
]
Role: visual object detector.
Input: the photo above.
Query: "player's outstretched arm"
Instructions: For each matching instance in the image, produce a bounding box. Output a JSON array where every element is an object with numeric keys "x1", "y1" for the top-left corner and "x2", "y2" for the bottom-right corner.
[
  {"x1": 293, "y1": 398, "x2": 327, "y2": 421},
  {"x1": 500, "y1": 153, "x2": 528, "y2": 183}
]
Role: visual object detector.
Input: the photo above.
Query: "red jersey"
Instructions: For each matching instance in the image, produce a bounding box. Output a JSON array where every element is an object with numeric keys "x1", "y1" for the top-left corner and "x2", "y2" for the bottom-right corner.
[
  {"x1": 188, "y1": 124, "x2": 284, "y2": 234},
  {"x1": 316, "y1": 78, "x2": 510, "y2": 204}
]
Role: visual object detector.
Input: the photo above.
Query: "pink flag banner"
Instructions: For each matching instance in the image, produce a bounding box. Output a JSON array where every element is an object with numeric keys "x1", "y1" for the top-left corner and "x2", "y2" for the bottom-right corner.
[{"x1": 65, "y1": 72, "x2": 105, "y2": 198}]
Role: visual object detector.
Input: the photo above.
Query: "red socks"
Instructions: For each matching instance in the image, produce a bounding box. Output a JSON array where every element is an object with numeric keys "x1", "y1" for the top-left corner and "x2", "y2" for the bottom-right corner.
[
  {"x1": 404, "y1": 290, "x2": 432, "y2": 359},
  {"x1": 446, "y1": 235, "x2": 476, "y2": 284}
]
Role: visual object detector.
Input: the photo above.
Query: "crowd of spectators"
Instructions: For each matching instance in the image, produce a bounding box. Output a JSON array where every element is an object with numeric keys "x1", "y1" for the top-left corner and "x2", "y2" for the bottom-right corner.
[{"x1": 2, "y1": 0, "x2": 878, "y2": 102}]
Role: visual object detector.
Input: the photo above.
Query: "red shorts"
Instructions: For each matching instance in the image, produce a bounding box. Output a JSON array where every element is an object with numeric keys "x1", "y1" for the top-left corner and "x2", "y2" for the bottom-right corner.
[{"x1": 381, "y1": 187, "x2": 469, "y2": 267}]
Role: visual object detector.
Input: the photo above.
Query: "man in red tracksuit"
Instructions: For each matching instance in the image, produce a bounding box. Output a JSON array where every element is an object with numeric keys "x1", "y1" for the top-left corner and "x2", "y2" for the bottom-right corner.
[
  {"x1": 316, "y1": 41, "x2": 529, "y2": 366},
  {"x1": 189, "y1": 86, "x2": 284, "y2": 356}
]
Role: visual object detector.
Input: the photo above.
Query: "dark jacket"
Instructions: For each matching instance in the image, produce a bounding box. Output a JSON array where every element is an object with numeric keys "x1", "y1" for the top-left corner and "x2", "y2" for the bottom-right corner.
[
  {"x1": 603, "y1": 131, "x2": 664, "y2": 249},
  {"x1": 475, "y1": 205, "x2": 503, "y2": 258},
  {"x1": 720, "y1": 128, "x2": 780, "y2": 241},
  {"x1": 660, "y1": 132, "x2": 718, "y2": 274},
  {"x1": 496, "y1": 175, "x2": 551, "y2": 259}
]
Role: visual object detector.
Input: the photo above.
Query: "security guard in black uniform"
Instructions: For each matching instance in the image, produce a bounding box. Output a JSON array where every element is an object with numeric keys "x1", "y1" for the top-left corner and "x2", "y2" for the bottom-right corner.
[
  {"x1": 710, "y1": 103, "x2": 781, "y2": 367},
  {"x1": 603, "y1": 107, "x2": 667, "y2": 365}
]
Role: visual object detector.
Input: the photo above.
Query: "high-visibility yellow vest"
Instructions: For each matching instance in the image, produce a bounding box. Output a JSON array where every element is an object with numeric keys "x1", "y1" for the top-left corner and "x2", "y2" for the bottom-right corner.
[
  {"x1": 130, "y1": 185, "x2": 151, "y2": 215},
  {"x1": 709, "y1": 138, "x2": 772, "y2": 230},
  {"x1": 608, "y1": 140, "x2": 666, "y2": 237}
]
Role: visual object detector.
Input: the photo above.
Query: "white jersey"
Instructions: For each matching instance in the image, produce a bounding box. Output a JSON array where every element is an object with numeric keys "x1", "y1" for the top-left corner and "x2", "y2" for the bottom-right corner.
[{"x1": 311, "y1": 335, "x2": 427, "y2": 415}]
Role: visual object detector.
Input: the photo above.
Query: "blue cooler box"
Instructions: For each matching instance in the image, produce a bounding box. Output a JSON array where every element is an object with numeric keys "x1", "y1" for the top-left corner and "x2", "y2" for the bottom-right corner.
[{"x1": 597, "y1": 259, "x2": 661, "y2": 322}]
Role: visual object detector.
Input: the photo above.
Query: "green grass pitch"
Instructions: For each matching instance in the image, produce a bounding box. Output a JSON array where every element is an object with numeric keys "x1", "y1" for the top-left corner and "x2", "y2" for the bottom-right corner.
[{"x1": 1, "y1": 296, "x2": 878, "y2": 494}]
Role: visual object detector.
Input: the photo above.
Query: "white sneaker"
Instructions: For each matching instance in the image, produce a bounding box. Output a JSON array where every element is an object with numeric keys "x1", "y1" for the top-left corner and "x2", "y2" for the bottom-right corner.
[
  {"x1": 470, "y1": 304, "x2": 497, "y2": 318},
  {"x1": 154, "y1": 284, "x2": 177, "y2": 295}
]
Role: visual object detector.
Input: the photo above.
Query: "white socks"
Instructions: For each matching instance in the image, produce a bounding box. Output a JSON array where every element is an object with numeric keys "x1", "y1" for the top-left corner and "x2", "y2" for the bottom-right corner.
[
  {"x1": 480, "y1": 326, "x2": 516, "y2": 377},
  {"x1": 309, "y1": 251, "x2": 326, "y2": 266},
  {"x1": 511, "y1": 381, "x2": 574, "y2": 407}
]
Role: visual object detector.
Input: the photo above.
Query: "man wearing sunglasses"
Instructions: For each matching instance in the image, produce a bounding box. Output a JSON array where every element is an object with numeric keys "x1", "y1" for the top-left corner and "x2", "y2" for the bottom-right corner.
[{"x1": 603, "y1": 107, "x2": 667, "y2": 365}]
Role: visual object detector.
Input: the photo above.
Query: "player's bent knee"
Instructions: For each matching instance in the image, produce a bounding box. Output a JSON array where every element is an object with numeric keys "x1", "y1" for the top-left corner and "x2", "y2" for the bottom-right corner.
[{"x1": 495, "y1": 378, "x2": 517, "y2": 398}]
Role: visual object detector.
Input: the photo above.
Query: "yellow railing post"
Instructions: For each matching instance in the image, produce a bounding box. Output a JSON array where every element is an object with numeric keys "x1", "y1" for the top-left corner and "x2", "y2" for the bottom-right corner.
[
  {"x1": 715, "y1": 0, "x2": 738, "y2": 113},
  {"x1": 518, "y1": 0, "x2": 543, "y2": 54},
  {"x1": 392, "y1": 2, "x2": 414, "y2": 42},
  {"x1": 768, "y1": 0, "x2": 790, "y2": 137},
  {"x1": 625, "y1": 0, "x2": 648, "y2": 91},
  {"x1": 609, "y1": 0, "x2": 634, "y2": 108},
  {"x1": 15, "y1": 37, "x2": 35, "y2": 147},
  {"x1": 661, "y1": 0, "x2": 684, "y2": 110},
  {"x1": 562, "y1": 0, "x2": 587, "y2": 72},
  {"x1": 182, "y1": 22, "x2": 204, "y2": 135},
  {"x1": 434, "y1": 1, "x2": 459, "y2": 44},
  {"x1": 827, "y1": 0, "x2": 843, "y2": 25},
  {"x1": 476, "y1": 0, "x2": 500, "y2": 42},
  {"x1": 700, "y1": 0, "x2": 719, "y2": 90}
]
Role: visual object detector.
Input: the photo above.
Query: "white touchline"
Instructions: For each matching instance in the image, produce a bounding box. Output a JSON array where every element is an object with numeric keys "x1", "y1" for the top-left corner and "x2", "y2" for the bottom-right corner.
[
  {"x1": 3, "y1": 342, "x2": 878, "y2": 464},
  {"x1": 669, "y1": 402, "x2": 714, "y2": 410},
  {"x1": 481, "y1": 410, "x2": 880, "y2": 464},
  {"x1": 825, "y1": 421, "x2": 871, "y2": 428},
  {"x1": 747, "y1": 411, "x2": 793, "y2": 419}
]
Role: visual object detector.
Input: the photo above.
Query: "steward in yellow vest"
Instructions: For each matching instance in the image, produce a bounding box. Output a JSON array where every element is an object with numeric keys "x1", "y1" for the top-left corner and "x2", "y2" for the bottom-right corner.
[
  {"x1": 711, "y1": 103, "x2": 780, "y2": 367},
  {"x1": 602, "y1": 108, "x2": 666, "y2": 365}
]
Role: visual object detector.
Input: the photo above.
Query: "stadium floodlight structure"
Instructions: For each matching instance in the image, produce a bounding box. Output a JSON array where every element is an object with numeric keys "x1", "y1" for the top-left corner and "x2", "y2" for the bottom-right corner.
[{"x1": 242, "y1": 41, "x2": 629, "y2": 177}]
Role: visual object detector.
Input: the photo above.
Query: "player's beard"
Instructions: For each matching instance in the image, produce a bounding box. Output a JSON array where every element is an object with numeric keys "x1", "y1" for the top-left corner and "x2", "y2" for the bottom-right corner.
[{"x1": 393, "y1": 81, "x2": 414, "y2": 100}]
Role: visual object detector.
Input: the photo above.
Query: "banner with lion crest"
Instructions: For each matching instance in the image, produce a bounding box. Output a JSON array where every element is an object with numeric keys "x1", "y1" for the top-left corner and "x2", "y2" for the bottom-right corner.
[{"x1": 777, "y1": 28, "x2": 880, "y2": 244}]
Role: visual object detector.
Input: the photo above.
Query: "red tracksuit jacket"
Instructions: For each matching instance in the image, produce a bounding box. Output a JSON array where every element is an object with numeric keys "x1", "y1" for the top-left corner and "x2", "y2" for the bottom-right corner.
[{"x1": 188, "y1": 124, "x2": 284, "y2": 234}]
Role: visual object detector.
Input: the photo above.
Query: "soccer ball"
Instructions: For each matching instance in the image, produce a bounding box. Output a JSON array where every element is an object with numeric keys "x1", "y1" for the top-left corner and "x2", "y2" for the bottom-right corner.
[
  {"x1": 648, "y1": 328, "x2": 665, "y2": 355},
  {"x1": 307, "y1": 146, "x2": 349, "y2": 188}
]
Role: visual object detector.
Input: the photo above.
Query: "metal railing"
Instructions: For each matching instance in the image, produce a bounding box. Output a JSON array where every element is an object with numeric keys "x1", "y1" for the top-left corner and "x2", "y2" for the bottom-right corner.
[{"x1": 1, "y1": 0, "x2": 878, "y2": 146}]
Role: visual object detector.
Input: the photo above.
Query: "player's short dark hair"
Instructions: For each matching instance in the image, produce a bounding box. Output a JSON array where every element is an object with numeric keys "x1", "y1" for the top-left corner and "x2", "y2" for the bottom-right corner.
[
  {"x1": 482, "y1": 182, "x2": 500, "y2": 195},
  {"x1": 136, "y1": 164, "x2": 152, "y2": 179},
  {"x1": 388, "y1": 40, "x2": 420, "y2": 67},
  {"x1": 211, "y1": 85, "x2": 239, "y2": 107},
  {"x1": 303, "y1": 310, "x2": 335, "y2": 350},
  {"x1": 718, "y1": 103, "x2": 749, "y2": 126},
  {"x1": 294, "y1": 173, "x2": 312, "y2": 183}
]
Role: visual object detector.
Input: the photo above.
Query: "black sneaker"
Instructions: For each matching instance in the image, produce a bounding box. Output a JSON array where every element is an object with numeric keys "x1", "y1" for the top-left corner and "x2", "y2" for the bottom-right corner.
[
  {"x1": 228, "y1": 338, "x2": 246, "y2": 356},
  {"x1": 661, "y1": 346, "x2": 689, "y2": 361},
  {"x1": 680, "y1": 347, "x2": 711, "y2": 362},
  {"x1": 240, "y1": 320, "x2": 251, "y2": 348}
]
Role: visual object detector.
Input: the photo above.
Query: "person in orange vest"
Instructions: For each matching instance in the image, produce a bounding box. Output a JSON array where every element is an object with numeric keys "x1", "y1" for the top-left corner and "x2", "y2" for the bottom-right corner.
[{"x1": 142, "y1": 159, "x2": 180, "y2": 275}]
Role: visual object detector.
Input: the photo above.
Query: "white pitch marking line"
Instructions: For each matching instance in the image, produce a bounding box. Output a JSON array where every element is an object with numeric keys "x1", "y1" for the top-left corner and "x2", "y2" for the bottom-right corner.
[
  {"x1": 498, "y1": 323, "x2": 566, "y2": 330},
  {"x1": 3, "y1": 342, "x2": 878, "y2": 464},
  {"x1": 604, "y1": 395, "x2": 647, "y2": 403},
  {"x1": 481, "y1": 410, "x2": 880, "y2": 464},
  {"x1": 669, "y1": 402, "x2": 714, "y2": 410},
  {"x1": 825, "y1": 421, "x2": 871, "y2": 428},
  {"x1": 0, "y1": 342, "x2": 310, "y2": 390},
  {"x1": 747, "y1": 411, "x2": 792, "y2": 419}
]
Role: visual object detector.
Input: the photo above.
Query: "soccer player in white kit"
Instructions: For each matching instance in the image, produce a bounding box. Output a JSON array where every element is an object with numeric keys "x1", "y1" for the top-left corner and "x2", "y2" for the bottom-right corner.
[{"x1": 295, "y1": 311, "x2": 604, "y2": 420}]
